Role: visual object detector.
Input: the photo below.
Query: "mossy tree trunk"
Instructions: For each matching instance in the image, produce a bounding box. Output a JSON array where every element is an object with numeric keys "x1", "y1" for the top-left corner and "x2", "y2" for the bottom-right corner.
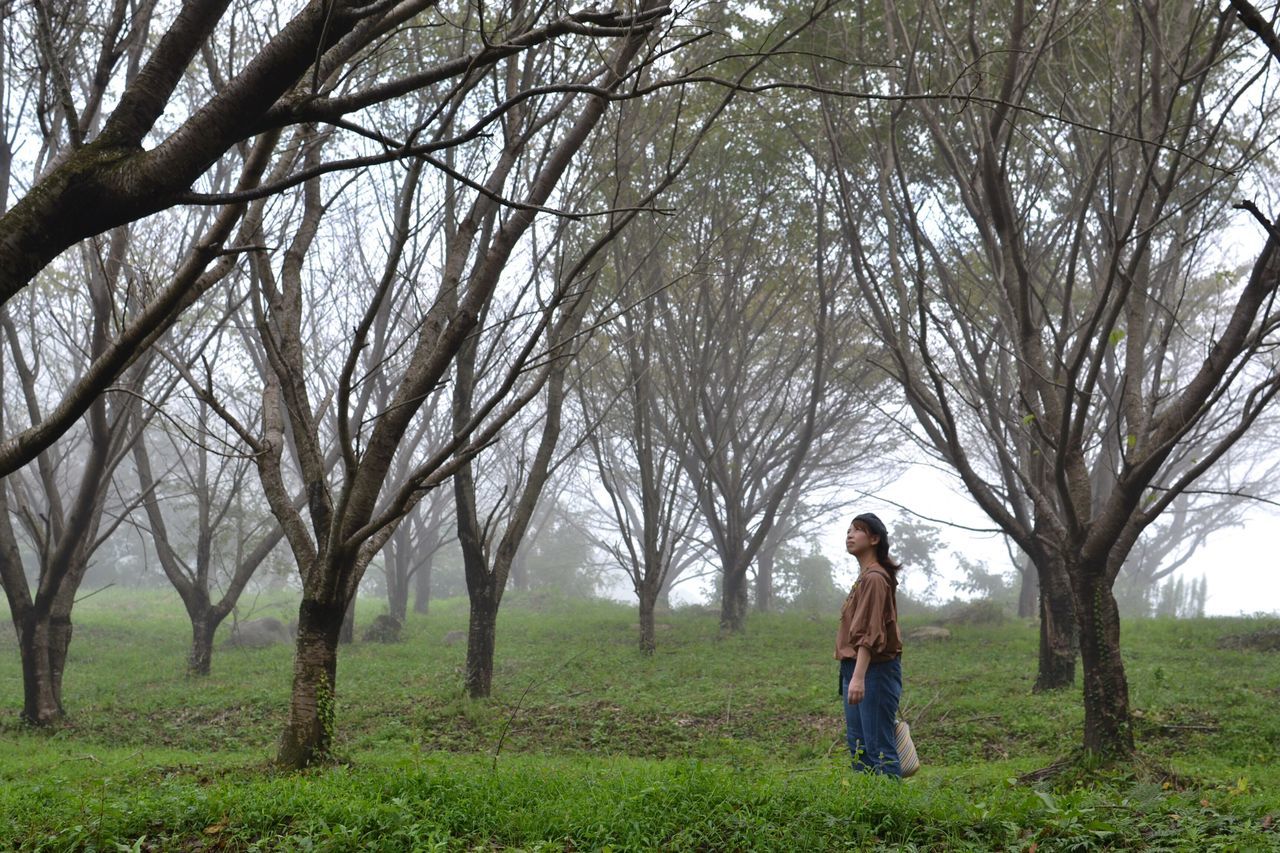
[
  {"x1": 277, "y1": 597, "x2": 346, "y2": 768},
  {"x1": 1034, "y1": 552, "x2": 1077, "y2": 692},
  {"x1": 1074, "y1": 567, "x2": 1134, "y2": 757}
]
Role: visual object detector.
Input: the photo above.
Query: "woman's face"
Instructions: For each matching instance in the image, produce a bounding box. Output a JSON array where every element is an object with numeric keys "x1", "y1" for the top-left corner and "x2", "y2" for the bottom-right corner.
[{"x1": 845, "y1": 521, "x2": 879, "y2": 557}]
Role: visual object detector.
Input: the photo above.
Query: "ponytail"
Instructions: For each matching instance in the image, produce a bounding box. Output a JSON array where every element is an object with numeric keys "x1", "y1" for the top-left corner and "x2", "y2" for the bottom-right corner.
[{"x1": 875, "y1": 540, "x2": 902, "y2": 581}]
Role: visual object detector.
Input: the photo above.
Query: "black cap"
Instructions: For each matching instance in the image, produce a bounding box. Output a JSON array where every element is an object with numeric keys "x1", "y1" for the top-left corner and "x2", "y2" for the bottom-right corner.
[{"x1": 852, "y1": 512, "x2": 889, "y2": 544}]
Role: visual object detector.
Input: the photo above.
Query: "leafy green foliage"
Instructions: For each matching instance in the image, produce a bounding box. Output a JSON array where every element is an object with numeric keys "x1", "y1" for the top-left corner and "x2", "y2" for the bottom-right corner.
[{"x1": 0, "y1": 591, "x2": 1275, "y2": 849}]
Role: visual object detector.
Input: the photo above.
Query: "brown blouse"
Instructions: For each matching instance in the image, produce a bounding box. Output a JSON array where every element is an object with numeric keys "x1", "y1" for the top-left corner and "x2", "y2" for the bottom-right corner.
[{"x1": 834, "y1": 567, "x2": 903, "y2": 662}]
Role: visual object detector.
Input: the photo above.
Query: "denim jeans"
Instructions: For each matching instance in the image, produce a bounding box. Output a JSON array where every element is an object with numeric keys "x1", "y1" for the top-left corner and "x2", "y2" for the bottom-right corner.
[{"x1": 839, "y1": 656, "x2": 902, "y2": 776}]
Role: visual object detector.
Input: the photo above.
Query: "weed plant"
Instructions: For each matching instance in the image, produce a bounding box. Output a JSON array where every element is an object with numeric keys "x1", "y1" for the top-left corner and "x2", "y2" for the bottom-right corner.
[{"x1": 0, "y1": 591, "x2": 1276, "y2": 850}]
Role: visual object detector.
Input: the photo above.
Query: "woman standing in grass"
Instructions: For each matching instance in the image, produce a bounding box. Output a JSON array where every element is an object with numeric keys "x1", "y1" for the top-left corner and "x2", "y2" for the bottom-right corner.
[{"x1": 836, "y1": 512, "x2": 904, "y2": 776}]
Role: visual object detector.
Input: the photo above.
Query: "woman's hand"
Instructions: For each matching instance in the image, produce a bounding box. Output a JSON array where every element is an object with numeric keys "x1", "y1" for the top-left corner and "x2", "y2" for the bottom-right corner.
[{"x1": 847, "y1": 678, "x2": 865, "y2": 705}]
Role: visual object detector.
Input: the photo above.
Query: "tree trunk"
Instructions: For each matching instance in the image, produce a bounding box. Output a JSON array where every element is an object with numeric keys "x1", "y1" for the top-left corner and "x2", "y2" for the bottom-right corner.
[
  {"x1": 47, "y1": 612, "x2": 73, "y2": 710},
  {"x1": 754, "y1": 546, "x2": 775, "y2": 613},
  {"x1": 510, "y1": 547, "x2": 529, "y2": 592},
  {"x1": 17, "y1": 613, "x2": 63, "y2": 724},
  {"x1": 276, "y1": 598, "x2": 345, "y2": 768},
  {"x1": 465, "y1": 591, "x2": 498, "y2": 698},
  {"x1": 7, "y1": 535, "x2": 96, "y2": 723},
  {"x1": 720, "y1": 562, "x2": 749, "y2": 632},
  {"x1": 1074, "y1": 571, "x2": 1134, "y2": 758},
  {"x1": 388, "y1": 575, "x2": 409, "y2": 624},
  {"x1": 638, "y1": 588, "x2": 657, "y2": 655},
  {"x1": 1034, "y1": 554, "x2": 1077, "y2": 692},
  {"x1": 188, "y1": 612, "x2": 218, "y2": 677},
  {"x1": 339, "y1": 593, "x2": 356, "y2": 644},
  {"x1": 413, "y1": 555, "x2": 432, "y2": 616},
  {"x1": 386, "y1": 548, "x2": 409, "y2": 625},
  {"x1": 1017, "y1": 554, "x2": 1039, "y2": 619}
]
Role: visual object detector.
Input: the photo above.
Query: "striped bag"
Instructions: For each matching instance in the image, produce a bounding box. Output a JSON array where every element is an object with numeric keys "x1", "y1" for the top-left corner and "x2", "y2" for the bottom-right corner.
[{"x1": 895, "y1": 719, "x2": 920, "y2": 777}]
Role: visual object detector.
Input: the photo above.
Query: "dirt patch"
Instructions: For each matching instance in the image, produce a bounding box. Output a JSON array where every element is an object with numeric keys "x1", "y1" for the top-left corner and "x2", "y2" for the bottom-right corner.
[{"x1": 1216, "y1": 627, "x2": 1280, "y2": 652}]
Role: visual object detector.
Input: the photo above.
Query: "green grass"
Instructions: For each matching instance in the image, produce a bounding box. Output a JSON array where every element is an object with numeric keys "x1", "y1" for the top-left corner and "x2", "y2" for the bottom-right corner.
[{"x1": 0, "y1": 590, "x2": 1277, "y2": 850}]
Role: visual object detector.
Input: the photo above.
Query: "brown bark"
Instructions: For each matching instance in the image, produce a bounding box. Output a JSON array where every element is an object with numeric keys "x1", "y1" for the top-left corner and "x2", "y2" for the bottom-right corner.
[
  {"x1": 277, "y1": 596, "x2": 345, "y2": 768},
  {"x1": 1073, "y1": 569, "x2": 1134, "y2": 757},
  {"x1": 17, "y1": 612, "x2": 63, "y2": 724},
  {"x1": 449, "y1": 44, "x2": 650, "y2": 690},
  {"x1": 339, "y1": 594, "x2": 356, "y2": 645},
  {"x1": 188, "y1": 612, "x2": 219, "y2": 677},
  {"x1": 638, "y1": 590, "x2": 657, "y2": 655},
  {"x1": 1034, "y1": 553, "x2": 1077, "y2": 692},
  {"x1": 720, "y1": 559, "x2": 750, "y2": 633},
  {"x1": 47, "y1": 608, "x2": 74, "y2": 706},
  {"x1": 579, "y1": 289, "x2": 696, "y2": 654},
  {"x1": 464, "y1": 590, "x2": 499, "y2": 698},
  {"x1": 454, "y1": 312, "x2": 584, "y2": 697},
  {"x1": 660, "y1": 196, "x2": 834, "y2": 634},
  {"x1": 0, "y1": 0, "x2": 400, "y2": 306}
]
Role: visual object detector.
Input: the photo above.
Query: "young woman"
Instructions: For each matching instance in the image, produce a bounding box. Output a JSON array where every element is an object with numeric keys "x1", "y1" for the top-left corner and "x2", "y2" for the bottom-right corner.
[{"x1": 835, "y1": 512, "x2": 903, "y2": 776}]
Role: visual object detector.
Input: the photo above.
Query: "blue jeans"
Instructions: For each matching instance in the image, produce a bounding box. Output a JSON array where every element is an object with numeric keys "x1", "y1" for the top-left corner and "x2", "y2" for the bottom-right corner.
[{"x1": 839, "y1": 656, "x2": 902, "y2": 776}]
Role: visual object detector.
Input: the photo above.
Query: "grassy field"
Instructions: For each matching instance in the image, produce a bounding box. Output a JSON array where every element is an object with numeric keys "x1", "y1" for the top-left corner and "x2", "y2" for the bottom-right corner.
[{"x1": 0, "y1": 590, "x2": 1277, "y2": 851}]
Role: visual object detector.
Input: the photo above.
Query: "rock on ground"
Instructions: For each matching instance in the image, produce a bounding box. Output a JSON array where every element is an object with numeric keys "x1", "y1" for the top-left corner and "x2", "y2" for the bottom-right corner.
[
  {"x1": 224, "y1": 617, "x2": 292, "y2": 648},
  {"x1": 906, "y1": 626, "x2": 952, "y2": 642}
]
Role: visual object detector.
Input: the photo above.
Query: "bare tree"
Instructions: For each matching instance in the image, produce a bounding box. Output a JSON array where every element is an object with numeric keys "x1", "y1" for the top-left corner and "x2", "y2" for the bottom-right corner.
[
  {"x1": 453, "y1": 273, "x2": 594, "y2": 697},
  {"x1": 819, "y1": 0, "x2": 1280, "y2": 757},
  {"x1": 130, "y1": 338, "x2": 289, "y2": 674},
  {"x1": 0, "y1": 237, "x2": 158, "y2": 722},
  {"x1": 182, "y1": 0, "x2": 678, "y2": 762},
  {"x1": 0, "y1": 0, "x2": 676, "y2": 478},
  {"x1": 578, "y1": 280, "x2": 702, "y2": 652},
  {"x1": 409, "y1": 491, "x2": 455, "y2": 616},
  {"x1": 448, "y1": 0, "x2": 839, "y2": 682},
  {"x1": 637, "y1": 114, "x2": 891, "y2": 631},
  {"x1": 383, "y1": 490, "x2": 453, "y2": 622}
]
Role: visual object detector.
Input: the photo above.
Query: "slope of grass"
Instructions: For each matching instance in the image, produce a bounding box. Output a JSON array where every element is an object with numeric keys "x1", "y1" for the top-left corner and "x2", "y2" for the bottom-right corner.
[{"x1": 0, "y1": 590, "x2": 1276, "y2": 850}]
